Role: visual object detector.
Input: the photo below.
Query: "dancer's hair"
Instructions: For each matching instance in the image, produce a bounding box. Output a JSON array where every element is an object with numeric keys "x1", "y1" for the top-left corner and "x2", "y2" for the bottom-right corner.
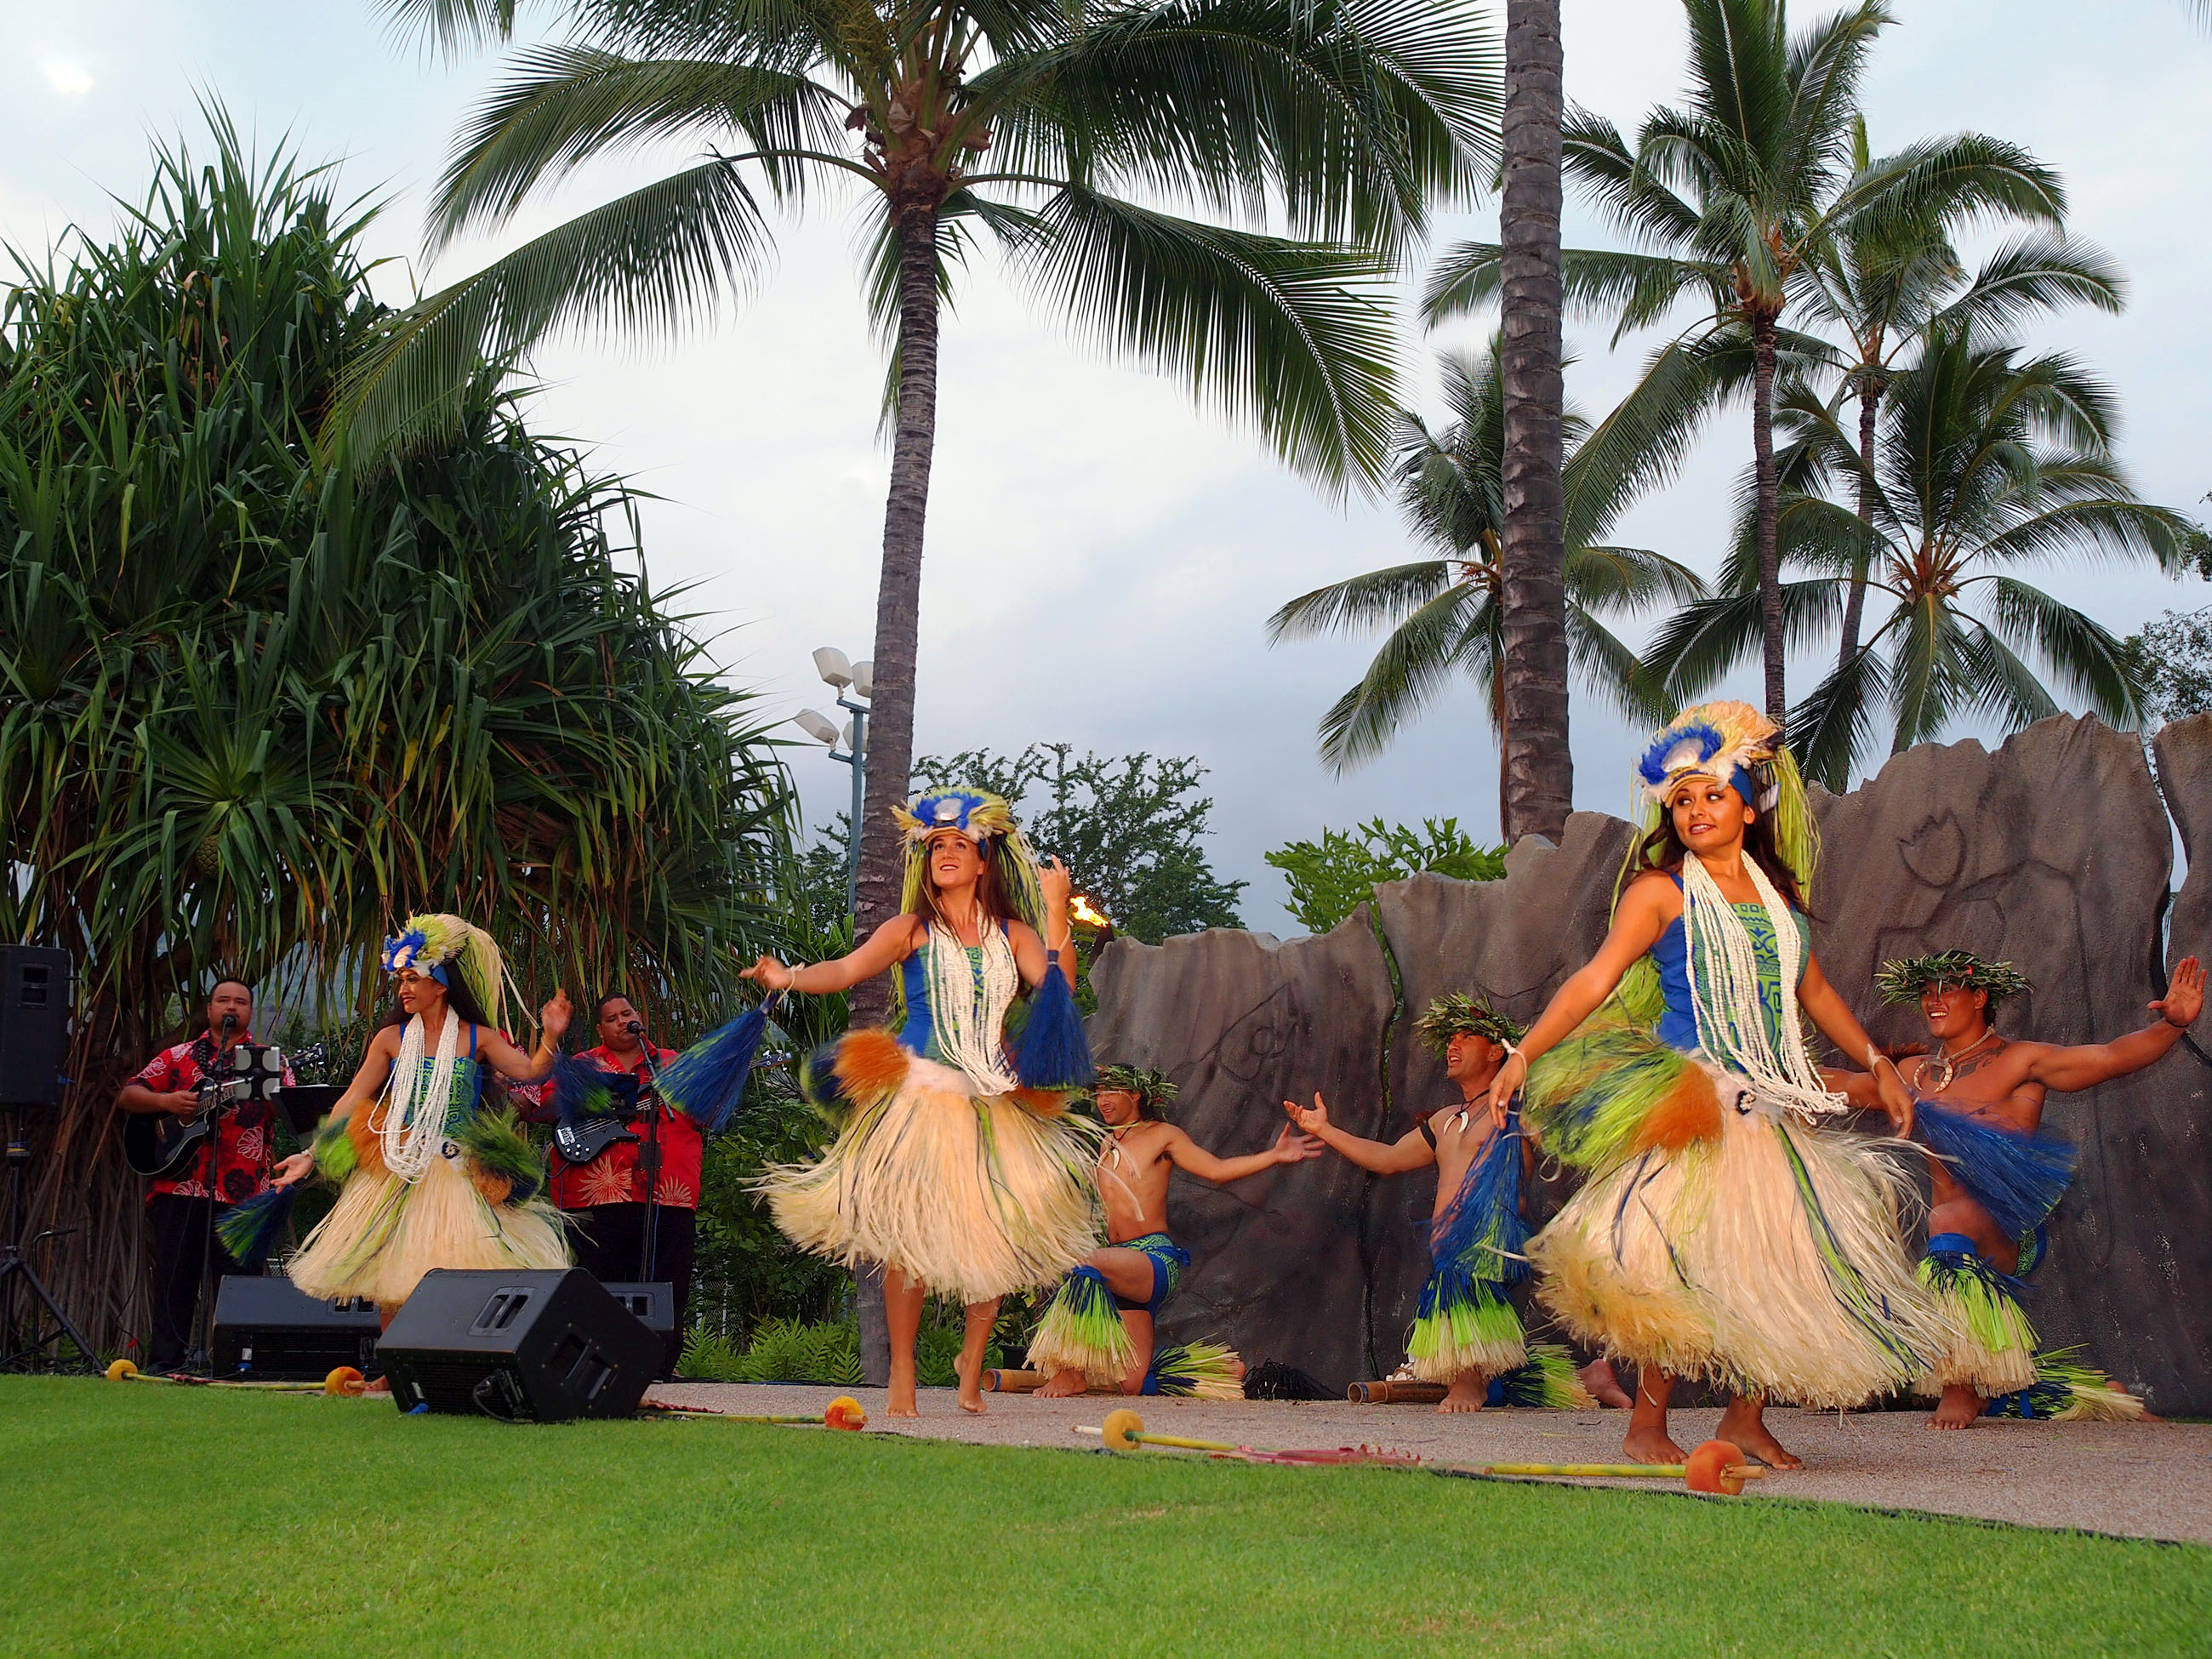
[
  {"x1": 377, "y1": 968, "x2": 493, "y2": 1035},
  {"x1": 1632, "y1": 799, "x2": 1810, "y2": 917}
]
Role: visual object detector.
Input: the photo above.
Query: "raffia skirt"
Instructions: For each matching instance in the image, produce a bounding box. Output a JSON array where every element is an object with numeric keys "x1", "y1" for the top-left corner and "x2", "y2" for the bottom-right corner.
[
  {"x1": 1529, "y1": 1049, "x2": 1958, "y2": 1411},
  {"x1": 288, "y1": 1109, "x2": 569, "y2": 1308},
  {"x1": 759, "y1": 1031, "x2": 1101, "y2": 1304}
]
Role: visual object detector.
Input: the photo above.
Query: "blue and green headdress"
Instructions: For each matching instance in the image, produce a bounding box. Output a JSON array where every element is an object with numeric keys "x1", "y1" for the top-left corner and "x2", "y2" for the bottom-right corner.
[
  {"x1": 379, "y1": 913, "x2": 508, "y2": 1028},
  {"x1": 892, "y1": 789, "x2": 1046, "y2": 932},
  {"x1": 1630, "y1": 699, "x2": 1817, "y2": 898}
]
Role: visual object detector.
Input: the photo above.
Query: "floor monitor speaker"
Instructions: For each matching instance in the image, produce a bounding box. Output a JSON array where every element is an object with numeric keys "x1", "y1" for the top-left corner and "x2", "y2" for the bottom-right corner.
[
  {"x1": 598, "y1": 1281, "x2": 678, "y2": 1377},
  {"x1": 376, "y1": 1268, "x2": 659, "y2": 1420},
  {"x1": 212, "y1": 1275, "x2": 381, "y2": 1380}
]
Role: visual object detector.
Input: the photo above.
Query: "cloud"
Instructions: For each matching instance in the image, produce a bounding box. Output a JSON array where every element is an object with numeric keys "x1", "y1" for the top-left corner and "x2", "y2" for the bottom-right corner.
[{"x1": 41, "y1": 60, "x2": 95, "y2": 99}]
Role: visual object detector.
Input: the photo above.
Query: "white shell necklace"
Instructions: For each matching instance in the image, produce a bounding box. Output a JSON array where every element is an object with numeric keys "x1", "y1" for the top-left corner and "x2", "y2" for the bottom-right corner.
[
  {"x1": 1681, "y1": 852, "x2": 1846, "y2": 1120},
  {"x1": 373, "y1": 1011, "x2": 462, "y2": 1182}
]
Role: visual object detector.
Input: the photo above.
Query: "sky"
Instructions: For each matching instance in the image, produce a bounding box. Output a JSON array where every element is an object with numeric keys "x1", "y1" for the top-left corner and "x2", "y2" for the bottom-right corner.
[{"x1": 5, "y1": 1, "x2": 2209, "y2": 932}]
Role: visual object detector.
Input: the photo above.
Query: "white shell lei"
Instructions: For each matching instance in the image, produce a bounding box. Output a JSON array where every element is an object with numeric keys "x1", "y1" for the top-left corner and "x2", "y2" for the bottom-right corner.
[
  {"x1": 1680, "y1": 852, "x2": 1847, "y2": 1120},
  {"x1": 923, "y1": 922, "x2": 1020, "y2": 1097},
  {"x1": 372, "y1": 1012, "x2": 461, "y2": 1182}
]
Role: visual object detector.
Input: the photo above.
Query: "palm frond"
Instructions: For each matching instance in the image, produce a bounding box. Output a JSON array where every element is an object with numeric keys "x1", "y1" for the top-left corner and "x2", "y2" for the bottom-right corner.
[
  {"x1": 1786, "y1": 638, "x2": 1894, "y2": 790},
  {"x1": 1313, "y1": 585, "x2": 1496, "y2": 770},
  {"x1": 1981, "y1": 576, "x2": 2142, "y2": 726},
  {"x1": 1267, "y1": 561, "x2": 1460, "y2": 642}
]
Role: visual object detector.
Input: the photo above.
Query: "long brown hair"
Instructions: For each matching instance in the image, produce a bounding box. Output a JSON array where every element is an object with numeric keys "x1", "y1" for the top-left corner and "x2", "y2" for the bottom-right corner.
[
  {"x1": 907, "y1": 833, "x2": 1017, "y2": 933},
  {"x1": 1635, "y1": 795, "x2": 1811, "y2": 916}
]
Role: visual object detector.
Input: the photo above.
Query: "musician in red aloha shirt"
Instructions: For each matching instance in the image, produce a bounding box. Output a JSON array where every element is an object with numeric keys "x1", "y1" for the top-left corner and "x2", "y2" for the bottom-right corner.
[
  {"x1": 115, "y1": 978, "x2": 294, "y2": 1369},
  {"x1": 527, "y1": 993, "x2": 701, "y2": 1349}
]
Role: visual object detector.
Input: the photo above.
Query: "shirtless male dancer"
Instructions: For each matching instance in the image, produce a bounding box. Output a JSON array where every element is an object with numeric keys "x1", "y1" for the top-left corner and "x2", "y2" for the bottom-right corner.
[
  {"x1": 1837, "y1": 949, "x2": 2202, "y2": 1427},
  {"x1": 1028, "y1": 1065, "x2": 1320, "y2": 1396},
  {"x1": 1287, "y1": 993, "x2": 1616, "y2": 1414}
]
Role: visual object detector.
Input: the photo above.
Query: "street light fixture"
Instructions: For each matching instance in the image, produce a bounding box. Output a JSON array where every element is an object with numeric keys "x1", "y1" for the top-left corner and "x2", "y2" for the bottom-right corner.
[{"x1": 793, "y1": 645, "x2": 871, "y2": 912}]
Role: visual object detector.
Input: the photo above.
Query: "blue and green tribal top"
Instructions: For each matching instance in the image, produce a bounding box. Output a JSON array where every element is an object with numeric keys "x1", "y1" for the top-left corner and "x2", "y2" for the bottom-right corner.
[{"x1": 1650, "y1": 871, "x2": 1810, "y2": 1055}]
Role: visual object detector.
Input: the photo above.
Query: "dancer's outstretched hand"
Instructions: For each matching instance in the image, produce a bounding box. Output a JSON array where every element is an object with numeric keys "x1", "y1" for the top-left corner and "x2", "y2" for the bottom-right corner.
[
  {"x1": 2154, "y1": 956, "x2": 2203, "y2": 1028},
  {"x1": 272, "y1": 1151, "x2": 315, "y2": 1189},
  {"x1": 1282, "y1": 1092, "x2": 1330, "y2": 1133},
  {"x1": 541, "y1": 988, "x2": 572, "y2": 1042},
  {"x1": 1038, "y1": 857, "x2": 1074, "y2": 915},
  {"x1": 1270, "y1": 1124, "x2": 1325, "y2": 1164},
  {"x1": 739, "y1": 955, "x2": 794, "y2": 991}
]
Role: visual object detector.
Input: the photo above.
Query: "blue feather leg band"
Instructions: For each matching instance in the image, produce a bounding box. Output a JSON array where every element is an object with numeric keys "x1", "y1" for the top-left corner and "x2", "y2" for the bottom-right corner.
[
  {"x1": 215, "y1": 1184, "x2": 297, "y2": 1268},
  {"x1": 659, "y1": 995, "x2": 778, "y2": 1133},
  {"x1": 1914, "y1": 1099, "x2": 2077, "y2": 1241}
]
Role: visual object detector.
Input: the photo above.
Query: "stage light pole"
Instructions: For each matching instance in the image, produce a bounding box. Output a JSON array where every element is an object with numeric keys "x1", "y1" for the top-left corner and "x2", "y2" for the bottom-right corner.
[{"x1": 795, "y1": 647, "x2": 872, "y2": 913}]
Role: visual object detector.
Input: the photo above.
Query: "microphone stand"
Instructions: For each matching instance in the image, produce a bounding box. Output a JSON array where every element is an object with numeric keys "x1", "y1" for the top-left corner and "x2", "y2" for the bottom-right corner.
[
  {"x1": 189, "y1": 1015, "x2": 238, "y2": 1375},
  {"x1": 629, "y1": 1023, "x2": 669, "y2": 1294}
]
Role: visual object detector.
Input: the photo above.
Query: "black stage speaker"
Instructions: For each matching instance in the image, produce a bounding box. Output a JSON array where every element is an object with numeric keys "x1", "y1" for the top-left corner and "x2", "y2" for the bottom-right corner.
[
  {"x1": 212, "y1": 1275, "x2": 381, "y2": 1379},
  {"x1": 600, "y1": 1281, "x2": 677, "y2": 1377},
  {"x1": 0, "y1": 946, "x2": 71, "y2": 1108},
  {"x1": 376, "y1": 1268, "x2": 659, "y2": 1421}
]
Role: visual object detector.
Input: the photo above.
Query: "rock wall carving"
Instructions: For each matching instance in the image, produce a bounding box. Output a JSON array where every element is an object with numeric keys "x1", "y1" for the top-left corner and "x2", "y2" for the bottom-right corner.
[{"x1": 1089, "y1": 714, "x2": 2212, "y2": 1410}]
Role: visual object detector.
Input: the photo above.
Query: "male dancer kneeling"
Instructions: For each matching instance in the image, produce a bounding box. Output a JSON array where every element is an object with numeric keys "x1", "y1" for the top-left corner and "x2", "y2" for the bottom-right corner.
[
  {"x1": 1838, "y1": 950, "x2": 2201, "y2": 1428},
  {"x1": 1029, "y1": 1065, "x2": 1320, "y2": 1396},
  {"x1": 1286, "y1": 994, "x2": 1598, "y2": 1415}
]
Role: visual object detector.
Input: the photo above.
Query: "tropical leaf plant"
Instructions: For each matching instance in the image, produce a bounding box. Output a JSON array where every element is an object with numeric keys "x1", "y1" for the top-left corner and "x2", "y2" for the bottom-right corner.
[
  {"x1": 339, "y1": 0, "x2": 1503, "y2": 1007},
  {"x1": 1648, "y1": 321, "x2": 2196, "y2": 789},
  {"x1": 1268, "y1": 339, "x2": 1706, "y2": 820}
]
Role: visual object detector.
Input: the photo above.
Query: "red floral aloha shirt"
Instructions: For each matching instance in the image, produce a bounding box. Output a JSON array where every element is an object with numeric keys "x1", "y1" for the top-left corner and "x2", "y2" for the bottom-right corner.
[{"x1": 127, "y1": 1032, "x2": 295, "y2": 1206}]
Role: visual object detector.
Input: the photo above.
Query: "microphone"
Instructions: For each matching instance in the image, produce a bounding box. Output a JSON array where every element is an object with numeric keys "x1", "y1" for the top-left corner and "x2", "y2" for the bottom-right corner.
[{"x1": 625, "y1": 1019, "x2": 645, "y2": 1035}]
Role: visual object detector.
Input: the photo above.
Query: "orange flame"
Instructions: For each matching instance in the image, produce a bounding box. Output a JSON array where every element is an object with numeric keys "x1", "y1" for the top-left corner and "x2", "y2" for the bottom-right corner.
[{"x1": 1069, "y1": 893, "x2": 1112, "y2": 929}]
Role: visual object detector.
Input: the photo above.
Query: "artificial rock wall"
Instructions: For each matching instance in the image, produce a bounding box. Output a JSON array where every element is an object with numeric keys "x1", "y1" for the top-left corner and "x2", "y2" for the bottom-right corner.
[{"x1": 1086, "y1": 714, "x2": 2212, "y2": 1411}]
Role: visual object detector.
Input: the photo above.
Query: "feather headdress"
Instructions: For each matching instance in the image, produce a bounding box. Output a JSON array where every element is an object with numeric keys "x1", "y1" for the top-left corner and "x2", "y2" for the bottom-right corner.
[
  {"x1": 1636, "y1": 699, "x2": 1781, "y2": 809},
  {"x1": 1875, "y1": 949, "x2": 2032, "y2": 1008},
  {"x1": 892, "y1": 788, "x2": 1046, "y2": 932},
  {"x1": 1413, "y1": 990, "x2": 1525, "y2": 1054},
  {"x1": 379, "y1": 913, "x2": 507, "y2": 1028}
]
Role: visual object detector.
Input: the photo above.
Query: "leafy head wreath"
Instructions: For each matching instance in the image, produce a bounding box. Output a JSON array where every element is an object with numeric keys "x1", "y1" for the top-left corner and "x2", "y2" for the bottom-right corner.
[
  {"x1": 1413, "y1": 990, "x2": 1525, "y2": 1055},
  {"x1": 1093, "y1": 1063, "x2": 1178, "y2": 1116},
  {"x1": 1875, "y1": 949, "x2": 2032, "y2": 1010}
]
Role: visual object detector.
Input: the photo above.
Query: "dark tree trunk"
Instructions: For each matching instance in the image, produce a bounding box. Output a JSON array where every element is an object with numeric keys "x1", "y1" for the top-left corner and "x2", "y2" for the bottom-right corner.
[
  {"x1": 1497, "y1": 0, "x2": 1572, "y2": 845},
  {"x1": 850, "y1": 206, "x2": 942, "y2": 1030},
  {"x1": 1837, "y1": 379, "x2": 1881, "y2": 670},
  {"x1": 1751, "y1": 311, "x2": 1785, "y2": 721}
]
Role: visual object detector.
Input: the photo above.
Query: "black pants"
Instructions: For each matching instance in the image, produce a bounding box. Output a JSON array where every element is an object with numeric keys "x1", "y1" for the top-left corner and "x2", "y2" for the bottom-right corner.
[
  {"x1": 145, "y1": 1194, "x2": 249, "y2": 1370},
  {"x1": 567, "y1": 1203, "x2": 697, "y2": 1357}
]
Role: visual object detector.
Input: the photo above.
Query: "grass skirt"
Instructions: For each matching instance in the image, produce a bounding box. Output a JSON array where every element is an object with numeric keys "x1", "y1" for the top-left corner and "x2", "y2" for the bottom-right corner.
[
  {"x1": 761, "y1": 1040, "x2": 1101, "y2": 1303},
  {"x1": 288, "y1": 1152, "x2": 569, "y2": 1308},
  {"x1": 1148, "y1": 1342, "x2": 1244, "y2": 1399},
  {"x1": 1982, "y1": 1348, "x2": 2146, "y2": 1422},
  {"x1": 1029, "y1": 1265, "x2": 1137, "y2": 1383},
  {"x1": 1407, "y1": 1267, "x2": 1526, "y2": 1384},
  {"x1": 1915, "y1": 1241, "x2": 2040, "y2": 1398},
  {"x1": 1530, "y1": 1055, "x2": 1956, "y2": 1410}
]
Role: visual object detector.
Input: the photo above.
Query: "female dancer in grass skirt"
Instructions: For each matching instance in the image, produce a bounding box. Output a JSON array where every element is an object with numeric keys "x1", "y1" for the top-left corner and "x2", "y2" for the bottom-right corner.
[
  {"x1": 1491, "y1": 703, "x2": 1956, "y2": 1468},
  {"x1": 741, "y1": 790, "x2": 1097, "y2": 1417},
  {"x1": 264, "y1": 916, "x2": 572, "y2": 1343}
]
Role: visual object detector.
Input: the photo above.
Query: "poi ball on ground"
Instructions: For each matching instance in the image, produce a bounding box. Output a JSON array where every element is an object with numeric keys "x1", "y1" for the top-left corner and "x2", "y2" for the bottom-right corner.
[
  {"x1": 105, "y1": 1359, "x2": 139, "y2": 1382},
  {"x1": 324, "y1": 1366, "x2": 365, "y2": 1396},
  {"x1": 824, "y1": 1395, "x2": 867, "y2": 1430},
  {"x1": 1685, "y1": 1440, "x2": 1749, "y2": 1495},
  {"x1": 1101, "y1": 1408, "x2": 1146, "y2": 1452}
]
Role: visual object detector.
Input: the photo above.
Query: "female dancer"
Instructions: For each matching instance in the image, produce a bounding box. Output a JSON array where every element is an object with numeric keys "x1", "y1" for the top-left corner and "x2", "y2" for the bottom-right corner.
[
  {"x1": 268, "y1": 915, "x2": 572, "y2": 1331},
  {"x1": 1491, "y1": 703, "x2": 1952, "y2": 1468},
  {"x1": 741, "y1": 790, "x2": 1097, "y2": 1417}
]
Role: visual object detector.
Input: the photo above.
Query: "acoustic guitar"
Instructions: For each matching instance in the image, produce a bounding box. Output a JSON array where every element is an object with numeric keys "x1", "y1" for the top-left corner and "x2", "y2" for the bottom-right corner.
[{"x1": 123, "y1": 1043, "x2": 327, "y2": 1178}]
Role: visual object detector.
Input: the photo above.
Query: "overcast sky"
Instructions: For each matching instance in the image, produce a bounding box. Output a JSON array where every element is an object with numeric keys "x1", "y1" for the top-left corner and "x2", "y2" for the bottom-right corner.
[{"x1": 7, "y1": 1, "x2": 2208, "y2": 931}]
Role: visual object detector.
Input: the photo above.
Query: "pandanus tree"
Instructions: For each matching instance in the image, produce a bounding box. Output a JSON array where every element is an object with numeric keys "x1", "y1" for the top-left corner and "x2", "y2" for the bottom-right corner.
[
  {"x1": 342, "y1": 0, "x2": 1503, "y2": 1011},
  {"x1": 1268, "y1": 340, "x2": 1704, "y2": 824},
  {"x1": 1426, "y1": 0, "x2": 2070, "y2": 721},
  {"x1": 1650, "y1": 322, "x2": 2194, "y2": 789}
]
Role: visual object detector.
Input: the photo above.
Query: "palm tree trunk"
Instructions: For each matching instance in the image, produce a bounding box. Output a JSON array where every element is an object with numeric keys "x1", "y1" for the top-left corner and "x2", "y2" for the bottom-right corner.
[
  {"x1": 851, "y1": 207, "x2": 942, "y2": 1029},
  {"x1": 1497, "y1": 0, "x2": 1572, "y2": 844},
  {"x1": 1837, "y1": 380, "x2": 1880, "y2": 670},
  {"x1": 1751, "y1": 311, "x2": 1785, "y2": 720}
]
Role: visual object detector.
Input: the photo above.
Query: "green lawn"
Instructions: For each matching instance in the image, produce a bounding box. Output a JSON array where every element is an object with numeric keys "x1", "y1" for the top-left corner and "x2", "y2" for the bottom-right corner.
[{"x1": 1, "y1": 1377, "x2": 2204, "y2": 1656}]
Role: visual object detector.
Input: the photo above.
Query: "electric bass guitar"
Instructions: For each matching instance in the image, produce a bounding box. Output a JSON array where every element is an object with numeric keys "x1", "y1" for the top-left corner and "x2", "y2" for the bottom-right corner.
[
  {"x1": 122, "y1": 1043, "x2": 327, "y2": 1179},
  {"x1": 552, "y1": 1070, "x2": 647, "y2": 1166}
]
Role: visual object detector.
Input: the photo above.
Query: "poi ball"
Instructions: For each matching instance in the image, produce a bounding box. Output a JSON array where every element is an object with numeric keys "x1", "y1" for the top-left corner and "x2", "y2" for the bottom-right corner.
[
  {"x1": 324, "y1": 1366, "x2": 365, "y2": 1397},
  {"x1": 824, "y1": 1395, "x2": 867, "y2": 1431},
  {"x1": 1685, "y1": 1439, "x2": 1747, "y2": 1496},
  {"x1": 1101, "y1": 1407, "x2": 1146, "y2": 1453},
  {"x1": 105, "y1": 1359, "x2": 139, "y2": 1382}
]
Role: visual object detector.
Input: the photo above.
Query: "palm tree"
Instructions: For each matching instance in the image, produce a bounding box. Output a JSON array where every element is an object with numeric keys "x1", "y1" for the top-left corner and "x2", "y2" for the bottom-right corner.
[
  {"x1": 1426, "y1": 0, "x2": 2067, "y2": 721},
  {"x1": 339, "y1": 0, "x2": 1502, "y2": 995},
  {"x1": 1268, "y1": 342, "x2": 1705, "y2": 826},
  {"x1": 1795, "y1": 118, "x2": 2124, "y2": 670},
  {"x1": 1650, "y1": 322, "x2": 2193, "y2": 788},
  {"x1": 1495, "y1": 0, "x2": 1570, "y2": 843}
]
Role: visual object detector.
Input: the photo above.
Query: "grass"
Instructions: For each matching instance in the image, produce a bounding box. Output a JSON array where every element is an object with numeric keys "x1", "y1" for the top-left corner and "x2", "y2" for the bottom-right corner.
[{"x1": 2, "y1": 1377, "x2": 2206, "y2": 1656}]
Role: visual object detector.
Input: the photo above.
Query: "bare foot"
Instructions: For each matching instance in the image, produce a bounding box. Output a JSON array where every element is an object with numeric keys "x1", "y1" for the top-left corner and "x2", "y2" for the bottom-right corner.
[
  {"x1": 1034, "y1": 1368, "x2": 1090, "y2": 1398},
  {"x1": 1925, "y1": 1383, "x2": 1983, "y2": 1430},
  {"x1": 954, "y1": 1352, "x2": 987, "y2": 1415},
  {"x1": 1622, "y1": 1422, "x2": 1685, "y2": 1464},
  {"x1": 1578, "y1": 1359, "x2": 1633, "y2": 1410},
  {"x1": 888, "y1": 1360, "x2": 919, "y2": 1418},
  {"x1": 362, "y1": 1377, "x2": 391, "y2": 1397},
  {"x1": 1228, "y1": 1358, "x2": 1247, "y2": 1382},
  {"x1": 1437, "y1": 1377, "x2": 1486, "y2": 1414},
  {"x1": 1717, "y1": 1402, "x2": 1803, "y2": 1468}
]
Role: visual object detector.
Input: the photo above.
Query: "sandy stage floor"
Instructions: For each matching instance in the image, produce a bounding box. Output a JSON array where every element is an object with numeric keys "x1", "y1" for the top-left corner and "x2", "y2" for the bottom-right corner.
[{"x1": 648, "y1": 1382, "x2": 2212, "y2": 1545}]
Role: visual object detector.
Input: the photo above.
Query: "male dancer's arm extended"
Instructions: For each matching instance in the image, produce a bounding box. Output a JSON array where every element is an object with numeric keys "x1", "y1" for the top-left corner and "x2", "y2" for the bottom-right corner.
[
  {"x1": 1160, "y1": 1123, "x2": 1323, "y2": 1184},
  {"x1": 2009, "y1": 960, "x2": 2202, "y2": 1090},
  {"x1": 1281, "y1": 1094, "x2": 1435, "y2": 1174}
]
